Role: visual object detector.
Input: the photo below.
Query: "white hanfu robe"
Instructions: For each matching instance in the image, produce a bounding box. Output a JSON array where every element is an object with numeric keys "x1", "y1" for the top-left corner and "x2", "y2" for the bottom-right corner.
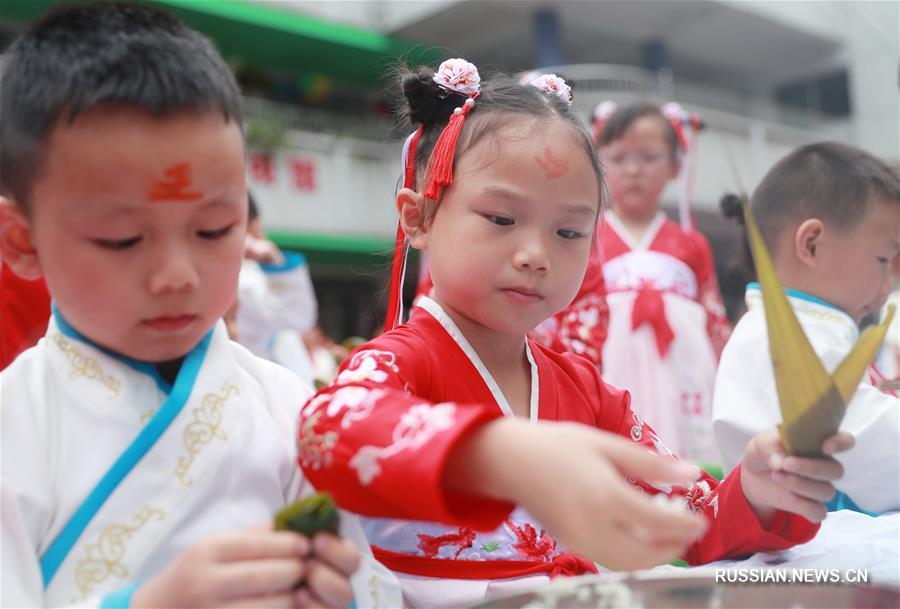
[
  {"x1": 712, "y1": 285, "x2": 900, "y2": 514},
  {"x1": 1, "y1": 312, "x2": 400, "y2": 608},
  {"x1": 236, "y1": 252, "x2": 318, "y2": 385},
  {"x1": 599, "y1": 212, "x2": 730, "y2": 463}
]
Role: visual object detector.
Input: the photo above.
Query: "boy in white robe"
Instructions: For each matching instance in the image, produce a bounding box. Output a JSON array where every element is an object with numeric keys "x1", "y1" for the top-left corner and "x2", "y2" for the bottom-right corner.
[
  {"x1": 0, "y1": 3, "x2": 397, "y2": 607},
  {"x1": 713, "y1": 142, "x2": 900, "y2": 514}
]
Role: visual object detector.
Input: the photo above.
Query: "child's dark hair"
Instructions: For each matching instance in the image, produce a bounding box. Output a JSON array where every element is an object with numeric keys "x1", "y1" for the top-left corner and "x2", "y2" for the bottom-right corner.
[
  {"x1": 719, "y1": 192, "x2": 756, "y2": 287},
  {"x1": 744, "y1": 142, "x2": 899, "y2": 254},
  {"x1": 396, "y1": 66, "x2": 604, "y2": 223},
  {"x1": 720, "y1": 141, "x2": 900, "y2": 282},
  {"x1": 0, "y1": 1, "x2": 243, "y2": 209},
  {"x1": 248, "y1": 192, "x2": 260, "y2": 223},
  {"x1": 595, "y1": 103, "x2": 679, "y2": 158}
]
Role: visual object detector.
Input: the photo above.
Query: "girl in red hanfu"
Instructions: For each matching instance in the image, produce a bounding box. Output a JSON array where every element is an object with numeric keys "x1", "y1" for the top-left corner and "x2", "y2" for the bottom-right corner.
[
  {"x1": 591, "y1": 102, "x2": 731, "y2": 463},
  {"x1": 296, "y1": 61, "x2": 852, "y2": 608},
  {"x1": 1, "y1": 259, "x2": 51, "y2": 370}
]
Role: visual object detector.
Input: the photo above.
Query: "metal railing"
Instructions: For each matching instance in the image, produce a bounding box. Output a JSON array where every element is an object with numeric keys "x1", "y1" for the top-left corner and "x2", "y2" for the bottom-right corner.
[
  {"x1": 537, "y1": 64, "x2": 832, "y2": 131},
  {"x1": 243, "y1": 63, "x2": 839, "y2": 146},
  {"x1": 243, "y1": 96, "x2": 395, "y2": 142}
]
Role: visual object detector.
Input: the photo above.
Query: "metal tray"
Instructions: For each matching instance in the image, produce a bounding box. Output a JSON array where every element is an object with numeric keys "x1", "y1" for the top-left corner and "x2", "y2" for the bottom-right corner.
[{"x1": 470, "y1": 571, "x2": 900, "y2": 609}]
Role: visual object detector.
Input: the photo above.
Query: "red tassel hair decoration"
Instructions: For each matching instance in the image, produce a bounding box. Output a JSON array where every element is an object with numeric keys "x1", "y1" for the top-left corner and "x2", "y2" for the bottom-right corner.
[
  {"x1": 383, "y1": 127, "x2": 424, "y2": 333},
  {"x1": 423, "y1": 94, "x2": 478, "y2": 200}
]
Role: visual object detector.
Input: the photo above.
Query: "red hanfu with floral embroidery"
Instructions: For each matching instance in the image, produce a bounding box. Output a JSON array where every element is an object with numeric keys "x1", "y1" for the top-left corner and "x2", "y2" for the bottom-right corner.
[{"x1": 297, "y1": 297, "x2": 816, "y2": 586}]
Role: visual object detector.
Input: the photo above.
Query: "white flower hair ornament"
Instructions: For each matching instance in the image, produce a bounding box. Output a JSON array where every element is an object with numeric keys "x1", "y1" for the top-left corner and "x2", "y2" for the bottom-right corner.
[
  {"x1": 529, "y1": 73, "x2": 572, "y2": 104},
  {"x1": 661, "y1": 102, "x2": 690, "y2": 152},
  {"x1": 432, "y1": 58, "x2": 481, "y2": 97},
  {"x1": 661, "y1": 101, "x2": 688, "y2": 122},
  {"x1": 592, "y1": 101, "x2": 617, "y2": 141},
  {"x1": 594, "y1": 101, "x2": 617, "y2": 123}
]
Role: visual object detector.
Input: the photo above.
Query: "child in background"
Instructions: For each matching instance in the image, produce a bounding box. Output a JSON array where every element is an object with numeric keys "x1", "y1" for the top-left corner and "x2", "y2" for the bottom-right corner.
[
  {"x1": 873, "y1": 257, "x2": 900, "y2": 384},
  {"x1": 0, "y1": 3, "x2": 393, "y2": 607},
  {"x1": 296, "y1": 61, "x2": 851, "y2": 608},
  {"x1": 0, "y1": 260, "x2": 51, "y2": 370},
  {"x1": 592, "y1": 102, "x2": 731, "y2": 462},
  {"x1": 713, "y1": 142, "x2": 900, "y2": 515},
  {"x1": 235, "y1": 193, "x2": 320, "y2": 385}
]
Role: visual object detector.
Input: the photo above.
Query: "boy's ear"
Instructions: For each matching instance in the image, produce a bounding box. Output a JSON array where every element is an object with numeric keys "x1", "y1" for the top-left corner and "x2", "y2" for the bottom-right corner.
[
  {"x1": 0, "y1": 197, "x2": 43, "y2": 280},
  {"x1": 395, "y1": 187, "x2": 429, "y2": 250},
  {"x1": 794, "y1": 218, "x2": 825, "y2": 268}
]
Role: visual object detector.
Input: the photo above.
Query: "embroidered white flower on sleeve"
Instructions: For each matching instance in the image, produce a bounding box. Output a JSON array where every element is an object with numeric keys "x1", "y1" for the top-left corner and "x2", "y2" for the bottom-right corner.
[
  {"x1": 350, "y1": 445, "x2": 384, "y2": 486},
  {"x1": 336, "y1": 349, "x2": 399, "y2": 385},
  {"x1": 684, "y1": 479, "x2": 718, "y2": 517},
  {"x1": 350, "y1": 403, "x2": 457, "y2": 485},
  {"x1": 300, "y1": 392, "x2": 332, "y2": 418},
  {"x1": 329, "y1": 387, "x2": 386, "y2": 429}
]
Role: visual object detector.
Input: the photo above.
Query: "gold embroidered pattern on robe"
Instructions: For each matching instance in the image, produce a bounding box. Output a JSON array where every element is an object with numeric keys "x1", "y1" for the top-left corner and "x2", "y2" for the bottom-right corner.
[
  {"x1": 297, "y1": 411, "x2": 338, "y2": 470},
  {"x1": 175, "y1": 382, "x2": 240, "y2": 486},
  {"x1": 139, "y1": 409, "x2": 156, "y2": 426},
  {"x1": 71, "y1": 505, "x2": 165, "y2": 600},
  {"x1": 51, "y1": 332, "x2": 121, "y2": 400}
]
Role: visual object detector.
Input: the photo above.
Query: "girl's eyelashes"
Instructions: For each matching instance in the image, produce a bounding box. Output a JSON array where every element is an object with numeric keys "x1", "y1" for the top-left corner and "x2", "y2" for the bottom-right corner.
[
  {"x1": 557, "y1": 229, "x2": 586, "y2": 240},
  {"x1": 94, "y1": 236, "x2": 142, "y2": 250},
  {"x1": 91, "y1": 224, "x2": 236, "y2": 249},
  {"x1": 482, "y1": 214, "x2": 514, "y2": 227},
  {"x1": 197, "y1": 224, "x2": 235, "y2": 239}
]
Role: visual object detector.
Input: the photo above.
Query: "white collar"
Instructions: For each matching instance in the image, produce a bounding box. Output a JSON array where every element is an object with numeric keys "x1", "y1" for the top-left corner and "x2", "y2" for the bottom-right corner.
[
  {"x1": 603, "y1": 210, "x2": 667, "y2": 251},
  {"x1": 417, "y1": 296, "x2": 540, "y2": 422},
  {"x1": 744, "y1": 285, "x2": 858, "y2": 344}
]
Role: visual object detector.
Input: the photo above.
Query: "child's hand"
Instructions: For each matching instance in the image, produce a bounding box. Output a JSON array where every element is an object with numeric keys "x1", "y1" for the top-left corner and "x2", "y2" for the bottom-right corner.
[
  {"x1": 294, "y1": 533, "x2": 360, "y2": 609},
  {"x1": 131, "y1": 524, "x2": 357, "y2": 608},
  {"x1": 740, "y1": 429, "x2": 854, "y2": 525},
  {"x1": 245, "y1": 235, "x2": 284, "y2": 265},
  {"x1": 447, "y1": 418, "x2": 708, "y2": 571}
]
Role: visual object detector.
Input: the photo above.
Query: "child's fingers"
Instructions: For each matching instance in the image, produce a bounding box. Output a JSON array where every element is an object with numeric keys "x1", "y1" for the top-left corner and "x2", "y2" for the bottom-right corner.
[
  {"x1": 600, "y1": 523, "x2": 686, "y2": 571},
  {"x1": 781, "y1": 455, "x2": 844, "y2": 482},
  {"x1": 303, "y1": 560, "x2": 355, "y2": 609},
  {"x1": 294, "y1": 588, "x2": 329, "y2": 609},
  {"x1": 220, "y1": 593, "x2": 296, "y2": 609},
  {"x1": 312, "y1": 534, "x2": 360, "y2": 576},
  {"x1": 822, "y1": 431, "x2": 855, "y2": 455},
  {"x1": 213, "y1": 530, "x2": 310, "y2": 562},
  {"x1": 603, "y1": 440, "x2": 700, "y2": 487},
  {"x1": 746, "y1": 430, "x2": 786, "y2": 472},
  {"x1": 759, "y1": 484, "x2": 829, "y2": 523},
  {"x1": 770, "y1": 471, "x2": 837, "y2": 503},
  {"x1": 789, "y1": 496, "x2": 828, "y2": 523},
  {"x1": 616, "y1": 490, "x2": 706, "y2": 540},
  {"x1": 214, "y1": 558, "x2": 306, "y2": 600}
]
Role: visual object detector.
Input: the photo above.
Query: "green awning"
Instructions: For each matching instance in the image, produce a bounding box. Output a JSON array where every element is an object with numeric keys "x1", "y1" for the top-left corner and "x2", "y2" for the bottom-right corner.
[{"x1": 1, "y1": 0, "x2": 441, "y2": 87}]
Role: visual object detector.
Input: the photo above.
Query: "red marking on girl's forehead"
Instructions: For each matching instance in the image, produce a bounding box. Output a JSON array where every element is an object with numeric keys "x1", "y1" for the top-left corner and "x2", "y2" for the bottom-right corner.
[
  {"x1": 148, "y1": 163, "x2": 203, "y2": 202},
  {"x1": 534, "y1": 147, "x2": 569, "y2": 179}
]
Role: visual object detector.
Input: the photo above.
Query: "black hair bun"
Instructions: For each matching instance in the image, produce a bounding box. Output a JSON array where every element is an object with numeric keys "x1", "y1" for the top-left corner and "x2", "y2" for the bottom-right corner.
[
  {"x1": 720, "y1": 193, "x2": 746, "y2": 225},
  {"x1": 401, "y1": 66, "x2": 462, "y2": 127}
]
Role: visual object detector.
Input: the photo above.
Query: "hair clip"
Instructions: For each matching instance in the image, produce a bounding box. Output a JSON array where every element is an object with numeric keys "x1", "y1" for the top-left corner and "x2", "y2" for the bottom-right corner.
[
  {"x1": 529, "y1": 73, "x2": 572, "y2": 104},
  {"x1": 592, "y1": 101, "x2": 617, "y2": 141},
  {"x1": 432, "y1": 58, "x2": 481, "y2": 97},
  {"x1": 661, "y1": 102, "x2": 692, "y2": 152}
]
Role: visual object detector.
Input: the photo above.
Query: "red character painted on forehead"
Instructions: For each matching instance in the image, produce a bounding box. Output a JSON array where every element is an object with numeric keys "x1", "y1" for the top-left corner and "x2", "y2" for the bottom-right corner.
[
  {"x1": 534, "y1": 147, "x2": 569, "y2": 179},
  {"x1": 148, "y1": 162, "x2": 203, "y2": 202}
]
